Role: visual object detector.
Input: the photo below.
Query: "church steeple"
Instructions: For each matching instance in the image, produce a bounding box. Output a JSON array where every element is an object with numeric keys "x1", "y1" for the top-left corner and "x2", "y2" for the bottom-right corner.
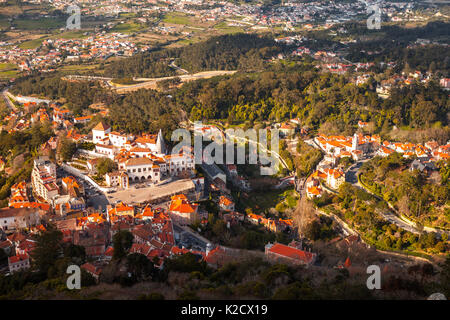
[{"x1": 156, "y1": 129, "x2": 166, "y2": 155}]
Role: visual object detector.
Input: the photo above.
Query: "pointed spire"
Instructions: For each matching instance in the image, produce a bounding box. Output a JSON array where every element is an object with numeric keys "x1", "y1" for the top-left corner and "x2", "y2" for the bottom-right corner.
[{"x1": 156, "y1": 129, "x2": 166, "y2": 154}]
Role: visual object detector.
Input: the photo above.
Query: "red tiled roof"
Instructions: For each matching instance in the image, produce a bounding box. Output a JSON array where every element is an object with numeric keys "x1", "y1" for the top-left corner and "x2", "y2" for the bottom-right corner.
[
  {"x1": 8, "y1": 253, "x2": 29, "y2": 264},
  {"x1": 268, "y1": 243, "x2": 315, "y2": 264}
]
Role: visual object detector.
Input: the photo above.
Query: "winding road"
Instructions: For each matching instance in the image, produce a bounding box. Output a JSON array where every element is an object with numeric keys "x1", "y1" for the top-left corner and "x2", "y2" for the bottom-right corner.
[
  {"x1": 345, "y1": 161, "x2": 421, "y2": 234},
  {"x1": 2, "y1": 89, "x2": 18, "y2": 113},
  {"x1": 346, "y1": 161, "x2": 450, "y2": 236}
]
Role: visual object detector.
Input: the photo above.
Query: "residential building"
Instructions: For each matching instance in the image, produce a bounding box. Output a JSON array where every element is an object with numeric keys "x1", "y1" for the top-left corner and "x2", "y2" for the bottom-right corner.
[
  {"x1": 265, "y1": 242, "x2": 316, "y2": 266},
  {"x1": 31, "y1": 156, "x2": 58, "y2": 202},
  {"x1": 105, "y1": 171, "x2": 129, "y2": 189},
  {"x1": 168, "y1": 194, "x2": 199, "y2": 225},
  {"x1": 8, "y1": 253, "x2": 31, "y2": 273},
  {"x1": 218, "y1": 195, "x2": 235, "y2": 212},
  {"x1": 0, "y1": 207, "x2": 41, "y2": 231},
  {"x1": 108, "y1": 202, "x2": 135, "y2": 219},
  {"x1": 92, "y1": 121, "x2": 111, "y2": 144}
]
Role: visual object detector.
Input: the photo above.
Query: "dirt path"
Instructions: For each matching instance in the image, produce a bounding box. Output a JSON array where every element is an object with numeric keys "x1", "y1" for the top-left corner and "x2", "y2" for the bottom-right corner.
[{"x1": 112, "y1": 70, "x2": 237, "y2": 93}]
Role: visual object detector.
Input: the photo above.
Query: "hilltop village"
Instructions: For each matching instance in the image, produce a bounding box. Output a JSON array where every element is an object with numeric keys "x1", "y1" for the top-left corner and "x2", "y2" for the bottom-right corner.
[
  {"x1": 0, "y1": 0, "x2": 448, "y2": 301},
  {"x1": 1, "y1": 99, "x2": 325, "y2": 278},
  {"x1": 1, "y1": 90, "x2": 449, "y2": 279}
]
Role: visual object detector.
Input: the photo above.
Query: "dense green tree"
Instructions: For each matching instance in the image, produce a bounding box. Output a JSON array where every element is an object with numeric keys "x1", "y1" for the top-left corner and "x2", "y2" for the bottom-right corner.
[
  {"x1": 112, "y1": 230, "x2": 133, "y2": 260},
  {"x1": 31, "y1": 227, "x2": 64, "y2": 274},
  {"x1": 59, "y1": 137, "x2": 77, "y2": 162},
  {"x1": 126, "y1": 253, "x2": 155, "y2": 281},
  {"x1": 96, "y1": 158, "x2": 117, "y2": 176}
]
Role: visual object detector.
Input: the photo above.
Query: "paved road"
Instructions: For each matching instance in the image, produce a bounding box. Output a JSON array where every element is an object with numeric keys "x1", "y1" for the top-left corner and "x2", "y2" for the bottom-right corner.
[
  {"x1": 2, "y1": 89, "x2": 18, "y2": 113},
  {"x1": 344, "y1": 161, "x2": 449, "y2": 235},
  {"x1": 170, "y1": 60, "x2": 189, "y2": 74},
  {"x1": 111, "y1": 70, "x2": 237, "y2": 93},
  {"x1": 63, "y1": 75, "x2": 113, "y2": 81},
  {"x1": 345, "y1": 161, "x2": 363, "y2": 184}
]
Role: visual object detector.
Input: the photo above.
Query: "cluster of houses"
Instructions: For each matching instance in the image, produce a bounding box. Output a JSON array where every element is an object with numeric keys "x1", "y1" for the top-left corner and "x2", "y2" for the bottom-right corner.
[
  {"x1": 0, "y1": 189, "x2": 314, "y2": 276},
  {"x1": 0, "y1": 193, "x2": 197, "y2": 274},
  {"x1": 306, "y1": 129, "x2": 450, "y2": 198},
  {"x1": 246, "y1": 212, "x2": 294, "y2": 234},
  {"x1": 315, "y1": 133, "x2": 376, "y2": 160},
  {"x1": 7, "y1": 156, "x2": 86, "y2": 216},
  {"x1": 1, "y1": 33, "x2": 144, "y2": 74},
  {"x1": 3, "y1": 96, "x2": 109, "y2": 134},
  {"x1": 44, "y1": 33, "x2": 145, "y2": 62},
  {"x1": 376, "y1": 140, "x2": 449, "y2": 162},
  {"x1": 376, "y1": 71, "x2": 434, "y2": 98}
]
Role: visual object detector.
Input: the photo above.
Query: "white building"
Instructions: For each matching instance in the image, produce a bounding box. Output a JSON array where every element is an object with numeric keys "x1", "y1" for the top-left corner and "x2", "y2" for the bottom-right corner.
[
  {"x1": 120, "y1": 157, "x2": 161, "y2": 183},
  {"x1": 352, "y1": 133, "x2": 359, "y2": 151},
  {"x1": 92, "y1": 122, "x2": 111, "y2": 144},
  {"x1": 0, "y1": 207, "x2": 41, "y2": 231},
  {"x1": 8, "y1": 253, "x2": 31, "y2": 273},
  {"x1": 109, "y1": 131, "x2": 133, "y2": 148},
  {"x1": 134, "y1": 129, "x2": 166, "y2": 155},
  {"x1": 163, "y1": 153, "x2": 195, "y2": 176},
  {"x1": 105, "y1": 171, "x2": 129, "y2": 189},
  {"x1": 95, "y1": 144, "x2": 115, "y2": 159},
  {"x1": 31, "y1": 156, "x2": 58, "y2": 202}
]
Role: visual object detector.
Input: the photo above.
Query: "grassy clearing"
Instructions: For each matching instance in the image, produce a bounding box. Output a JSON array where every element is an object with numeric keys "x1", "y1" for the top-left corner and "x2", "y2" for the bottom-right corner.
[
  {"x1": 52, "y1": 30, "x2": 88, "y2": 40},
  {"x1": 0, "y1": 63, "x2": 16, "y2": 71},
  {"x1": 0, "y1": 62, "x2": 19, "y2": 79},
  {"x1": 17, "y1": 30, "x2": 87, "y2": 49},
  {"x1": 58, "y1": 64, "x2": 100, "y2": 73},
  {"x1": 163, "y1": 12, "x2": 194, "y2": 26},
  {"x1": 238, "y1": 187, "x2": 299, "y2": 214},
  {"x1": 213, "y1": 21, "x2": 245, "y2": 34},
  {"x1": 119, "y1": 12, "x2": 137, "y2": 18},
  {"x1": 0, "y1": 18, "x2": 10, "y2": 30},
  {"x1": 111, "y1": 22, "x2": 145, "y2": 34},
  {"x1": 18, "y1": 38, "x2": 45, "y2": 49},
  {"x1": 13, "y1": 18, "x2": 65, "y2": 30}
]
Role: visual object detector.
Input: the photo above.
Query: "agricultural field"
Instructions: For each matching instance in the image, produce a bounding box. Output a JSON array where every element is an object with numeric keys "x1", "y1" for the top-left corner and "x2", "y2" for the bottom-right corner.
[
  {"x1": 51, "y1": 30, "x2": 88, "y2": 40},
  {"x1": 18, "y1": 37, "x2": 45, "y2": 49},
  {"x1": 162, "y1": 12, "x2": 215, "y2": 29},
  {"x1": 0, "y1": 62, "x2": 19, "y2": 79},
  {"x1": 213, "y1": 21, "x2": 246, "y2": 34},
  {"x1": 110, "y1": 22, "x2": 146, "y2": 34},
  {"x1": 163, "y1": 12, "x2": 197, "y2": 26},
  {"x1": 57, "y1": 64, "x2": 101, "y2": 74},
  {"x1": 12, "y1": 17, "x2": 66, "y2": 30},
  {"x1": 0, "y1": 18, "x2": 10, "y2": 31}
]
